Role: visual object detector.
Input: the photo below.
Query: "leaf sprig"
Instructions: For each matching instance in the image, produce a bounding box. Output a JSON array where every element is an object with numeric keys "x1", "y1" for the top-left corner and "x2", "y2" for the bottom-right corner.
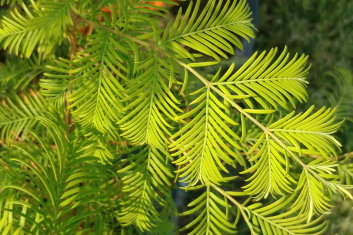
[{"x1": 0, "y1": 0, "x2": 351, "y2": 234}]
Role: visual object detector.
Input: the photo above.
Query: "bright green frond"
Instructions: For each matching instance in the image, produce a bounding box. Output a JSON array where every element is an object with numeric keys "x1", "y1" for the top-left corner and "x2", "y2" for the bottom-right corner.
[
  {"x1": 162, "y1": 0, "x2": 255, "y2": 60},
  {"x1": 90, "y1": 141, "x2": 116, "y2": 163},
  {"x1": 241, "y1": 134, "x2": 296, "y2": 199},
  {"x1": 170, "y1": 86, "x2": 243, "y2": 185},
  {"x1": 0, "y1": 192, "x2": 25, "y2": 235},
  {"x1": 291, "y1": 168, "x2": 331, "y2": 222},
  {"x1": 269, "y1": 106, "x2": 341, "y2": 159},
  {"x1": 118, "y1": 55, "x2": 180, "y2": 149},
  {"x1": 180, "y1": 186, "x2": 235, "y2": 235},
  {"x1": 1, "y1": 118, "x2": 107, "y2": 234},
  {"x1": 242, "y1": 106, "x2": 341, "y2": 199},
  {"x1": 291, "y1": 159, "x2": 353, "y2": 222},
  {"x1": 69, "y1": 30, "x2": 127, "y2": 133},
  {"x1": 118, "y1": 146, "x2": 173, "y2": 231},
  {"x1": 0, "y1": 1, "x2": 350, "y2": 234},
  {"x1": 212, "y1": 47, "x2": 310, "y2": 110},
  {"x1": 82, "y1": 127, "x2": 122, "y2": 164},
  {"x1": 0, "y1": 1, "x2": 74, "y2": 57},
  {"x1": 0, "y1": 92, "x2": 46, "y2": 143},
  {"x1": 247, "y1": 197, "x2": 327, "y2": 235}
]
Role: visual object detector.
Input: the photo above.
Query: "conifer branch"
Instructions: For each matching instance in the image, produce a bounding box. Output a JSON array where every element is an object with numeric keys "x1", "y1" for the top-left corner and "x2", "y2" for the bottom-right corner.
[{"x1": 176, "y1": 59, "x2": 308, "y2": 168}]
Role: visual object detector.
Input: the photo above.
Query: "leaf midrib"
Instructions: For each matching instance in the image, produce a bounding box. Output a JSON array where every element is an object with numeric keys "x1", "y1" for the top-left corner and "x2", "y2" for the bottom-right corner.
[
  {"x1": 270, "y1": 128, "x2": 334, "y2": 137},
  {"x1": 145, "y1": 56, "x2": 159, "y2": 144},
  {"x1": 92, "y1": 33, "x2": 110, "y2": 123},
  {"x1": 213, "y1": 77, "x2": 307, "y2": 85},
  {"x1": 164, "y1": 20, "x2": 251, "y2": 44},
  {"x1": 198, "y1": 87, "x2": 210, "y2": 184}
]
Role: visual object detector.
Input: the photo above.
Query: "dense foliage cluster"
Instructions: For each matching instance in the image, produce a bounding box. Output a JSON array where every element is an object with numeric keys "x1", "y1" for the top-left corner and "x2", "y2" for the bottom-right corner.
[{"x1": 0, "y1": 0, "x2": 352, "y2": 234}]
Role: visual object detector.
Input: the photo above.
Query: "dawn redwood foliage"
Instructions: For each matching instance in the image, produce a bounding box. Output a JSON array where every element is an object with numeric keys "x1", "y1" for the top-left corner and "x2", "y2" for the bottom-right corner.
[{"x1": 0, "y1": 0, "x2": 352, "y2": 234}]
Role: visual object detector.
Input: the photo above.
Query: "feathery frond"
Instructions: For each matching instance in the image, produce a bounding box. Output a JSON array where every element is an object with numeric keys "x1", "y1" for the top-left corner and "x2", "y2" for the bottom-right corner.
[
  {"x1": 180, "y1": 186, "x2": 235, "y2": 235},
  {"x1": 0, "y1": 1, "x2": 74, "y2": 57},
  {"x1": 60, "y1": 30, "x2": 127, "y2": 133},
  {"x1": 118, "y1": 146, "x2": 173, "y2": 231},
  {"x1": 241, "y1": 106, "x2": 341, "y2": 199},
  {"x1": 82, "y1": 127, "x2": 123, "y2": 164},
  {"x1": 0, "y1": 1, "x2": 351, "y2": 234},
  {"x1": 40, "y1": 57, "x2": 73, "y2": 110},
  {"x1": 212, "y1": 47, "x2": 310, "y2": 110},
  {"x1": 269, "y1": 106, "x2": 341, "y2": 158},
  {"x1": 162, "y1": 0, "x2": 255, "y2": 60},
  {"x1": 241, "y1": 133, "x2": 296, "y2": 199},
  {"x1": 247, "y1": 197, "x2": 327, "y2": 235},
  {"x1": 1, "y1": 118, "x2": 108, "y2": 234},
  {"x1": 291, "y1": 159, "x2": 353, "y2": 222},
  {"x1": 69, "y1": 31, "x2": 126, "y2": 133},
  {"x1": 0, "y1": 192, "x2": 26, "y2": 235},
  {"x1": 119, "y1": 55, "x2": 181, "y2": 149},
  {"x1": 170, "y1": 86, "x2": 243, "y2": 185}
]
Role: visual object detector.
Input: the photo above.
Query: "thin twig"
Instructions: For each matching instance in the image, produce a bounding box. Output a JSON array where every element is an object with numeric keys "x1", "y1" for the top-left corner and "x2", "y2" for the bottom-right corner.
[
  {"x1": 210, "y1": 183, "x2": 256, "y2": 235},
  {"x1": 339, "y1": 151, "x2": 353, "y2": 160}
]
